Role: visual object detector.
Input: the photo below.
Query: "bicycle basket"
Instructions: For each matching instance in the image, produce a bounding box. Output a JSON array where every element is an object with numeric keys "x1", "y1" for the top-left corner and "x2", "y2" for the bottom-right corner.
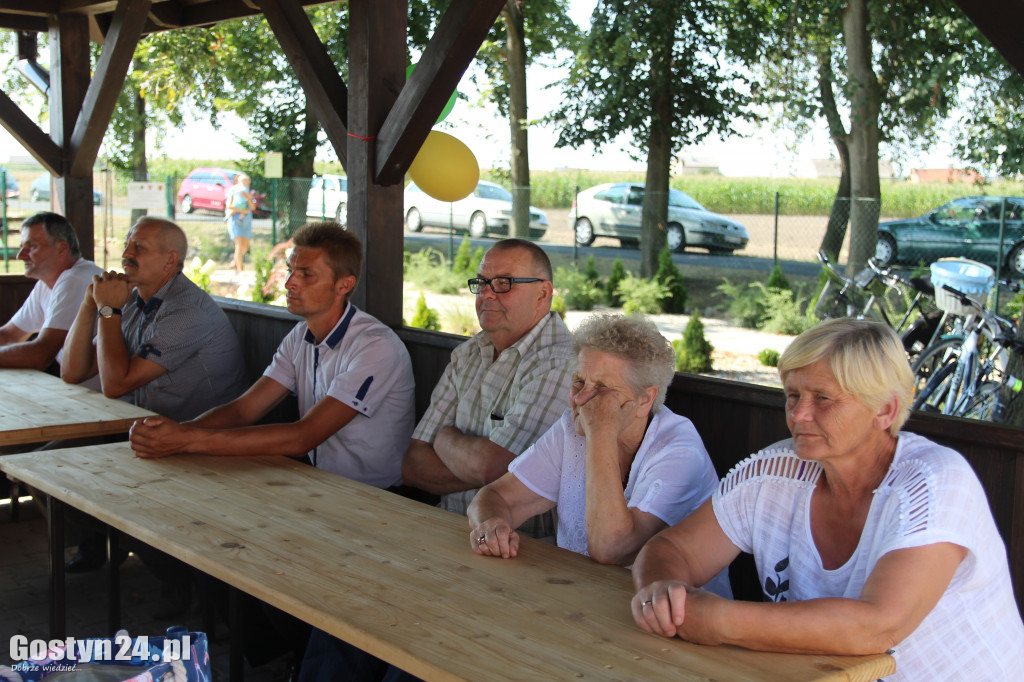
[{"x1": 930, "y1": 259, "x2": 994, "y2": 316}]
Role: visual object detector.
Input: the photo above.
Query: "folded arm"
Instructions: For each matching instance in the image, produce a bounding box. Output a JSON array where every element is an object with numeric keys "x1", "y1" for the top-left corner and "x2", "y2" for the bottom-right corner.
[
  {"x1": 60, "y1": 289, "x2": 100, "y2": 383},
  {"x1": 0, "y1": 324, "x2": 67, "y2": 370},
  {"x1": 632, "y1": 500, "x2": 966, "y2": 655}
]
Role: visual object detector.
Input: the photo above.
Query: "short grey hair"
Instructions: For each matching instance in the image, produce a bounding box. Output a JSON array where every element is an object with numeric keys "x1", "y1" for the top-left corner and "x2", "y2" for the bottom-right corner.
[
  {"x1": 22, "y1": 212, "x2": 81, "y2": 258},
  {"x1": 572, "y1": 313, "x2": 675, "y2": 412}
]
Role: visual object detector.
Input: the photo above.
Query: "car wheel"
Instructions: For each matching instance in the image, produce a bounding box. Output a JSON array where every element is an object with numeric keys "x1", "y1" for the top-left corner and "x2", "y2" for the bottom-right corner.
[
  {"x1": 335, "y1": 202, "x2": 347, "y2": 227},
  {"x1": 574, "y1": 217, "x2": 595, "y2": 246},
  {"x1": 181, "y1": 194, "x2": 194, "y2": 214},
  {"x1": 406, "y1": 208, "x2": 423, "y2": 232},
  {"x1": 469, "y1": 211, "x2": 488, "y2": 238},
  {"x1": 875, "y1": 233, "x2": 896, "y2": 267},
  {"x1": 1008, "y1": 243, "x2": 1024, "y2": 278},
  {"x1": 666, "y1": 223, "x2": 685, "y2": 253}
]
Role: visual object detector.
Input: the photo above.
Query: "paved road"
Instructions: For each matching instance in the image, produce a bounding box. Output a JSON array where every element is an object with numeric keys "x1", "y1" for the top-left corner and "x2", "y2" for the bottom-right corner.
[{"x1": 403, "y1": 231, "x2": 823, "y2": 279}]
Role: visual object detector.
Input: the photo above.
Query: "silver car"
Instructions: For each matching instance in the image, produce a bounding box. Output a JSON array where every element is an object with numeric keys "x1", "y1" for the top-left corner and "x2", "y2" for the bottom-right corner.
[
  {"x1": 571, "y1": 182, "x2": 749, "y2": 253},
  {"x1": 404, "y1": 180, "x2": 548, "y2": 240}
]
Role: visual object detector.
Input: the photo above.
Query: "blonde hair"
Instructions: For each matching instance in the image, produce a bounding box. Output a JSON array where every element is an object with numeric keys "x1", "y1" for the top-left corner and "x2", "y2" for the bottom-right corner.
[
  {"x1": 778, "y1": 318, "x2": 913, "y2": 436},
  {"x1": 572, "y1": 314, "x2": 675, "y2": 412}
]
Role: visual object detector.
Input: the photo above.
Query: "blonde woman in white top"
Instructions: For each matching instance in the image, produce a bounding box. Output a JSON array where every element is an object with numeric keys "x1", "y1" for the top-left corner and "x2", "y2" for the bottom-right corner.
[{"x1": 631, "y1": 318, "x2": 1024, "y2": 681}]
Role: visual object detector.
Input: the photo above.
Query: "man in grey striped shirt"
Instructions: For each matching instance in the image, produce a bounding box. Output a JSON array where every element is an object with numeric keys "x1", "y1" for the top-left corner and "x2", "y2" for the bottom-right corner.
[{"x1": 402, "y1": 238, "x2": 574, "y2": 539}]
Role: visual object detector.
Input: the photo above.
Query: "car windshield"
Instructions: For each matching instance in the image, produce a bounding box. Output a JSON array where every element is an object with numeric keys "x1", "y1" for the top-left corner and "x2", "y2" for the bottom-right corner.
[{"x1": 668, "y1": 189, "x2": 705, "y2": 210}]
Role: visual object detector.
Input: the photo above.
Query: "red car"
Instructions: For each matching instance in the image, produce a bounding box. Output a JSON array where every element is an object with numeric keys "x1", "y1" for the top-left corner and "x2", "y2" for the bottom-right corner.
[{"x1": 177, "y1": 167, "x2": 269, "y2": 217}]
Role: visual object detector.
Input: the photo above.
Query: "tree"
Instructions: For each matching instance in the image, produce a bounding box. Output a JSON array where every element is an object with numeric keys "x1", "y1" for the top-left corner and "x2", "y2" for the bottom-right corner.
[
  {"x1": 557, "y1": 0, "x2": 755, "y2": 277},
  {"x1": 734, "y1": 0, "x2": 1006, "y2": 271},
  {"x1": 472, "y1": 0, "x2": 578, "y2": 237}
]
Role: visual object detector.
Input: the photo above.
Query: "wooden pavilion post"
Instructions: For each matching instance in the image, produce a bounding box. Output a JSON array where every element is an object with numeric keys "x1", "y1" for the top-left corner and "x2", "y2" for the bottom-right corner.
[{"x1": 347, "y1": 0, "x2": 407, "y2": 326}]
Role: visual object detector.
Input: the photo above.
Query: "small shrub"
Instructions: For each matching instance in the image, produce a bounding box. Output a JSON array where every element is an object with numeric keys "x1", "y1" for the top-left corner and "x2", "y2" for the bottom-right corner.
[
  {"x1": 404, "y1": 248, "x2": 464, "y2": 294},
  {"x1": 617, "y1": 275, "x2": 669, "y2": 315},
  {"x1": 758, "y1": 348, "x2": 781, "y2": 367},
  {"x1": 440, "y1": 302, "x2": 480, "y2": 336},
  {"x1": 554, "y1": 265, "x2": 605, "y2": 311},
  {"x1": 550, "y1": 294, "x2": 567, "y2": 320},
  {"x1": 409, "y1": 292, "x2": 441, "y2": 331},
  {"x1": 453, "y1": 236, "x2": 474, "y2": 276},
  {"x1": 655, "y1": 247, "x2": 687, "y2": 313},
  {"x1": 606, "y1": 257, "x2": 627, "y2": 307},
  {"x1": 672, "y1": 312, "x2": 714, "y2": 373},
  {"x1": 183, "y1": 256, "x2": 216, "y2": 294},
  {"x1": 584, "y1": 255, "x2": 602, "y2": 285},
  {"x1": 759, "y1": 283, "x2": 817, "y2": 335},
  {"x1": 717, "y1": 278, "x2": 767, "y2": 328},
  {"x1": 765, "y1": 264, "x2": 790, "y2": 291}
]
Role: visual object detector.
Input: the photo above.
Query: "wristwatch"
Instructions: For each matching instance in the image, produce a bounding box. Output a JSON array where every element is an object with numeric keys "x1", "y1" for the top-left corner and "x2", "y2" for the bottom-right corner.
[{"x1": 97, "y1": 305, "x2": 122, "y2": 319}]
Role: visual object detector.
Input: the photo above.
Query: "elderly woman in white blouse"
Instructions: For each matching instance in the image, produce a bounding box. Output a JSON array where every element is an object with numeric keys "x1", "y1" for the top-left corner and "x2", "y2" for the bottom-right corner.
[
  {"x1": 631, "y1": 318, "x2": 1024, "y2": 680},
  {"x1": 468, "y1": 314, "x2": 730, "y2": 596}
]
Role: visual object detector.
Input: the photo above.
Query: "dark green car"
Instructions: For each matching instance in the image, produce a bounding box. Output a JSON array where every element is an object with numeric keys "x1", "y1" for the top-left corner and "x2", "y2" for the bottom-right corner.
[{"x1": 875, "y1": 196, "x2": 1024, "y2": 277}]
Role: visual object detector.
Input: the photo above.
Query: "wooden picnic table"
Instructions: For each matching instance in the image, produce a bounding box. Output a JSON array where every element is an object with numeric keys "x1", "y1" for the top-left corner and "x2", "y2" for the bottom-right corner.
[
  {"x1": 0, "y1": 443, "x2": 895, "y2": 681},
  {"x1": 0, "y1": 368, "x2": 154, "y2": 447}
]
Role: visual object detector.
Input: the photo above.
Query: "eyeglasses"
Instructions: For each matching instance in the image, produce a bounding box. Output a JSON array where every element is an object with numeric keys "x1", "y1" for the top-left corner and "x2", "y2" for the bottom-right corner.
[{"x1": 467, "y1": 276, "x2": 545, "y2": 294}]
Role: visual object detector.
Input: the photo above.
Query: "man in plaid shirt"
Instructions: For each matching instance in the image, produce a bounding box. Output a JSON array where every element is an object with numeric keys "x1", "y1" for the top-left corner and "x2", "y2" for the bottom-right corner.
[{"x1": 402, "y1": 238, "x2": 574, "y2": 538}]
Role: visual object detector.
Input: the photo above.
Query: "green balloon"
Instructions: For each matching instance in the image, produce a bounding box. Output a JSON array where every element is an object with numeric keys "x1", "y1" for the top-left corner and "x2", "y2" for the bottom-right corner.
[{"x1": 407, "y1": 63, "x2": 458, "y2": 124}]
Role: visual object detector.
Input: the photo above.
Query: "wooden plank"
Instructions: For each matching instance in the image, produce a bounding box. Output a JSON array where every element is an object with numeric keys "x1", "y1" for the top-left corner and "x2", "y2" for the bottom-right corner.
[
  {"x1": 0, "y1": 89, "x2": 62, "y2": 175},
  {"x1": 0, "y1": 445, "x2": 895, "y2": 682},
  {"x1": 0, "y1": 369, "x2": 154, "y2": 446},
  {"x1": 69, "y1": 0, "x2": 151, "y2": 177},
  {"x1": 260, "y1": 0, "x2": 349, "y2": 168},
  {"x1": 374, "y1": 0, "x2": 506, "y2": 185}
]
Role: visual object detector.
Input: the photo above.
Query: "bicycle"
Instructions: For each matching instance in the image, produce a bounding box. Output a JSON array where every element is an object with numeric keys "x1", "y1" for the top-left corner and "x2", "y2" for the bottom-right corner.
[
  {"x1": 911, "y1": 282, "x2": 1024, "y2": 422},
  {"x1": 814, "y1": 249, "x2": 945, "y2": 361}
]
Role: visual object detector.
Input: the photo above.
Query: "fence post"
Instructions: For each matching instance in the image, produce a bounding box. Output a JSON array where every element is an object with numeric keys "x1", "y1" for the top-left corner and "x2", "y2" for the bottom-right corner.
[
  {"x1": 2, "y1": 173, "x2": 7, "y2": 273},
  {"x1": 272, "y1": 179, "x2": 278, "y2": 246},
  {"x1": 573, "y1": 184, "x2": 579, "y2": 268},
  {"x1": 773, "y1": 191, "x2": 779, "y2": 267}
]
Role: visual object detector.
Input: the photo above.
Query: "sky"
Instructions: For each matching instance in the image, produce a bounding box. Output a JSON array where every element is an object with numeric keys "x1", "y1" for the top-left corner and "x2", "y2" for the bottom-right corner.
[{"x1": 0, "y1": 1, "x2": 954, "y2": 178}]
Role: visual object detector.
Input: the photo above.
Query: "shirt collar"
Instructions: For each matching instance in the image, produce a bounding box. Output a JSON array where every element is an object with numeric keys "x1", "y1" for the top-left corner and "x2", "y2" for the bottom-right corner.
[
  {"x1": 135, "y1": 272, "x2": 179, "y2": 316},
  {"x1": 303, "y1": 303, "x2": 356, "y2": 349}
]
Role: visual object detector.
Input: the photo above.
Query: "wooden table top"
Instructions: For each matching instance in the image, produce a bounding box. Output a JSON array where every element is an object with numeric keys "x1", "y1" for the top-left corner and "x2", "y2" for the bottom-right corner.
[
  {"x1": 0, "y1": 444, "x2": 895, "y2": 682},
  {"x1": 0, "y1": 369, "x2": 154, "y2": 446}
]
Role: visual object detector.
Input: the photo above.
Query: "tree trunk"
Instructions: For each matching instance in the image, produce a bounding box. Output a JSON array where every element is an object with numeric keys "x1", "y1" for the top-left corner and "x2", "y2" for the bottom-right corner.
[
  {"x1": 503, "y1": 1, "x2": 530, "y2": 239},
  {"x1": 130, "y1": 82, "x2": 148, "y2": 227},
  {"x1": 816, "y1": 52, "x2": 851, "y2": 261},
  {"x1": 285, "y1": 101, "x2": 320, "y2": 237},
  {"x1": 842, "y1": 0, "x2": 881, "y2": 275},
  {"x1": 640, "y1": 0, "x2": 676, "y2": 279}
]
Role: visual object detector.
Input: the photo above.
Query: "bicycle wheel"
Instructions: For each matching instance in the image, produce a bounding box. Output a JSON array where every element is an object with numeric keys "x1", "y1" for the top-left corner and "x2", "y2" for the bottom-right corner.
[
  {"x1": 911, "y1": 337, "x2": 963, "y2": 400},
  {"x1": 912, "y1": 357, "x2": 958, "y2": 413},
  {"x1": 962, "y1": 381, "x2": 1002, "y2": 422}
]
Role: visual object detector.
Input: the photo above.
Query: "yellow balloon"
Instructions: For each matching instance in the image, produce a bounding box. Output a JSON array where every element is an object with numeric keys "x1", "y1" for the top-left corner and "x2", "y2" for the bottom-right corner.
[{"x1": 407, "y1": 131, "x2": 479, "y2": 202}]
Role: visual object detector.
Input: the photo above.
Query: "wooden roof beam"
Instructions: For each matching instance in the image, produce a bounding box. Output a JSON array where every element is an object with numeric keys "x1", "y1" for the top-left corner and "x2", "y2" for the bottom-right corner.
[
  {"x1": 0, "y1": 89, "x2": 61, "y2": 174},
  {"x1": 954, "y1": 0, "x2": 1024, "y2": 77},
  {"x1": 259, "y1": 0, "x2": 349, "y2": 169},
  {"x1": 374, "y1": 0, "x2": 504, "y2": 185},
  {"x1": 68, "y1": 0, "x2": 150, "y2": 177}
]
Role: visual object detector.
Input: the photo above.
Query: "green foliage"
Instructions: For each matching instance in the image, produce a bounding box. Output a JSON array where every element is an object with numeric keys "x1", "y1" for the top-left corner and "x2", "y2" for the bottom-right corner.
[
  {"x1": 765, "y1": 264, "x2": 790, "y2": 291},
  {"x1": 251, "y1": 249, "x2": 276, "y2": 304},
  {"x1": 182, "y1": 256, "x2": 215, "y2": 294},
  {"x1": 655, "y1": 247, "x2": 687, "y2": 313},
  {"x1": 672, "y1": 312, "x2": 714, "y2": 373},
  {"x1": 554, "y1": 265, "x2": 605, "y2": 311},
  {"x1": 404, "y1": 248, "x2": 465, "y2": 295},
  {"x1": 409, "y1": 292, "x2": 441, "y2": 331},
  {"x1": 617, "y1": 275, "x2": 669, "y2": 315},
  {"x1": 758, "y1": 284, "x2": 817, "y2": 336},
  {"x1": 758, "y1": 348, "x2": 781, "y2": 367},
  {"x1": 584, "y1": 255, "x2": 601, "y2": 284},
  {"x1": 717, "y1": 278, "x2": 766, "y2": 328},
  {"x1": 453, "y1": 236, "x2": 474, "y2": 276},
  {"x1": 606, "y1": 257, "x2": 628, "y2": 307},
  {"x1": 550, "y1": 294, "x2": 567, "y2": 320}
]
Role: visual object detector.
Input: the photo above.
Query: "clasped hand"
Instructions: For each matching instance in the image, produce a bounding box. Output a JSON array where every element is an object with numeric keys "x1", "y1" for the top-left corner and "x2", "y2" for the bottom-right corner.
[
  {"x1": 631, "y1": 580, "x2": 724, "y2": 644},
  {"x1": 469, "y1": 517, "x2": 520, "y2": 559},
  {"x1": 92, "y1": 271, "x2": 132, "y2": 309},
  {"x1": 129, "y1": 416, "x2": 188, "y2": 458}
]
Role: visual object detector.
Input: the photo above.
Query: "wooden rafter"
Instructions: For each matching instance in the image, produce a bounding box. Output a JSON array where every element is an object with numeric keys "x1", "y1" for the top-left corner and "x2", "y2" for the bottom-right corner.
[
  {"x1": 374, "y1": 0, "x2": 504, "y2": 185},
  {"x1": 0, "y1": 89, "x2": 60, "y2": 173},
  {"x1": 259, "y1": 0, "x2": 349, "y2": 168},
  {"x1": 69, "y1": 0, "x2": 150, "y2": 176}
]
